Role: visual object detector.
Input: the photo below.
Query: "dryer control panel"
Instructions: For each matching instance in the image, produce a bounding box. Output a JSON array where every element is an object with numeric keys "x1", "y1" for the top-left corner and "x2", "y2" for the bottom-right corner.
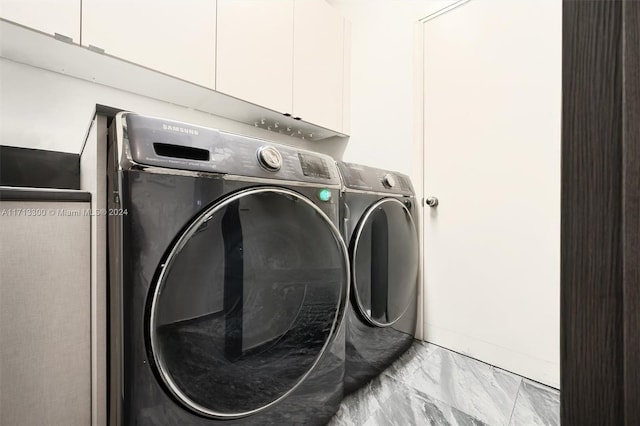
[
  {"x1": 337, "y1": 162, "x2": 414, "y2": 195},
  {"x1": 119, "y1": 113, "x2": 341, "y2": 186}
]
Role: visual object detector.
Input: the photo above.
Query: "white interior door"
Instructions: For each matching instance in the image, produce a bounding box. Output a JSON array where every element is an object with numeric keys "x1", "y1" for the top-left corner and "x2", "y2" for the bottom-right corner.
[{"x1": 422, "y1": 0, "x2": 561, "y2": 387}]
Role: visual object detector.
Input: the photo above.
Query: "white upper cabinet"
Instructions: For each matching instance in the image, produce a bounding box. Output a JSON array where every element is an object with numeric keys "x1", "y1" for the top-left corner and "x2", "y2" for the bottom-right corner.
[
  {"x1": 216, "y1": 0, "x2": 294, "y2": 113},
  {"x1": 216, "y1": 0, "x2": 349, "y2": 133},
  {"x1": 293, "y1": 0, "x2": 346, "y2": 132},
  {"x1": 1, "y1": 0, "x2": 348, "y2": 133},
  {"x1": 0, "y1": 0, "x2": 80, "y2": 42},
  {"x1": 81, "y1": 0, "x2": 216, "y2": 89}
]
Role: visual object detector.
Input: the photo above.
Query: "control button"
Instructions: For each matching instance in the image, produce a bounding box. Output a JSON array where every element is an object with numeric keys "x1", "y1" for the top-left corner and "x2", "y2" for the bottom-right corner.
[
  {"x1": 382, "y1": 174, "x2": 396, "y2": 189},
  {"x1": 256, "y1": 146, "x2": 283, "y2": 171},
  {"x1": 318, "y1": 188, "x2": 332, "y2": 202}
]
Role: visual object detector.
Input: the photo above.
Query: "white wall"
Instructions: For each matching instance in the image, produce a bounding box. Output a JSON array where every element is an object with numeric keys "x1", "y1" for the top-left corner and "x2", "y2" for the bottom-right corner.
[
  {"x1": 0, "y1": 58, "x2": 345, "y2": 158},
  {"x1": 327, "y1": 0, "x2": 457, "y2": 181},
  {"x1": 422, "y1": 0, "x2": 561, "y2": 387}
]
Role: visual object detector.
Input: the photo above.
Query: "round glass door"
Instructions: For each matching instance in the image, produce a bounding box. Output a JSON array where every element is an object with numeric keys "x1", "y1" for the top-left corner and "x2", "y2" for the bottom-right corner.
[
  {"x1": 148, "y1": 187, "x2": 348, "y2": 419},
  {"x1": 351, "y1": 198, "x2": 419, "y2": 327}
]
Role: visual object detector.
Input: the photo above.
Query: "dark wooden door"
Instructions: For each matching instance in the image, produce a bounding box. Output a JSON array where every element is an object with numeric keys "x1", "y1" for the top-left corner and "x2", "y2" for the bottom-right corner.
[{"x1": 562, "y1": 1, "x2": 640, "y2": 424}]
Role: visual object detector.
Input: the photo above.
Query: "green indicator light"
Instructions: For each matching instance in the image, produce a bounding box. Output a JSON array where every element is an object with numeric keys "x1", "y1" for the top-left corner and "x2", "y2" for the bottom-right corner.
[{"x1": 318, "y1": 188, "x2": 332, "y2": 202}]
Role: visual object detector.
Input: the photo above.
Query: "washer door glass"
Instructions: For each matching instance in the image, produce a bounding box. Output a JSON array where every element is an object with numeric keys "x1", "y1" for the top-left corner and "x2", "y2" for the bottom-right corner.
[
  {"x1": 352, "y1": 198, "x2": 418, "y2": 327},
  {"x1": 149, "y1": 187, "x2": 348, "y2": 418}
]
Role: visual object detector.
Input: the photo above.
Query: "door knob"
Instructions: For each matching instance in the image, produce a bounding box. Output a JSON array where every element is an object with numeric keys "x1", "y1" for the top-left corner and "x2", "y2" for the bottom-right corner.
[{"x1": 426, "y1": 197, "x2": 439, "y2": 208}]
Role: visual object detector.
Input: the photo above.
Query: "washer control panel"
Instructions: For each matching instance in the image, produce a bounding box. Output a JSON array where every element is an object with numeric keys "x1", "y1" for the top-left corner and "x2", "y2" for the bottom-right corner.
[
  {"x1": 121, "y1": 113, "x2": 340, "y2": 185},
  {"x1": 299, "y1": 153, "x2": 332, "y2": 179},
  {"x1": 337, "y1": 162, "x2": 414, "y2": 195}
]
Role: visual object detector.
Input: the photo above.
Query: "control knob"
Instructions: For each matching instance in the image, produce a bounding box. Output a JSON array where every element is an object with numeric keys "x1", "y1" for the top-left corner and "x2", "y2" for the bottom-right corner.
[
  {"x1": 257, "y1": 146, "x2": 283, "y2": 171},
  {"x1": 382, "y1": 174, "x2": 396, "y2": 189}
]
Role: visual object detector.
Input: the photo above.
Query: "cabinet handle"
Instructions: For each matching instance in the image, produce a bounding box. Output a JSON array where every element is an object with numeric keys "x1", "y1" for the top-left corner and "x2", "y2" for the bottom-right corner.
[{"x1": 54, "y1": 33, "x2": 73, "y2": 43}]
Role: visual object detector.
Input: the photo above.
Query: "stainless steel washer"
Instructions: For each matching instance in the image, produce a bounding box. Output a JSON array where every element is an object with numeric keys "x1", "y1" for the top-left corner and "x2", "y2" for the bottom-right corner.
[{"x1": 107, "y1": 113, "x2": 349, "y2": 425}]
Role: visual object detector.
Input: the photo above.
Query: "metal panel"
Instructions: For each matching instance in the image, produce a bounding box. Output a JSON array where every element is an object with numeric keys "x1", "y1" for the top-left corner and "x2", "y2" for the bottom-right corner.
[
  {"x1": 0, "y1": 200, "x2": 91, "y2": 426},
  {"x1": 0, "y1": 145, "x2": 80, "y2": 189},
  {"x1": 80, "y1": 116, "x2": 108, "y2": 426}
]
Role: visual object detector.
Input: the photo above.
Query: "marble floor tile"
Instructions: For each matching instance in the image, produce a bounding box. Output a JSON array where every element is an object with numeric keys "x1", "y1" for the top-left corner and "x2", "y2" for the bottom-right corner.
[
  {"x1": 387, "y1": 344, "x2": 522, "y2": 425},
  {"x1": 330, "y1": 373, "x2": 488, "y2": 426},
  {"x1": 365, "y1": 376, "x2": 489, "y2": 426},
  {"x1": 328, "y1": 379, "x2": 383, "y2": 426},
  {"x1": 331, "y1": 341, "x2": 560, "y2": 426},
  {"x1": 508, "y1": 379, "x2": 560, "y2": 426},
  {"x1": 381, "y1": 340, "x2": 438, "y2": 385}
]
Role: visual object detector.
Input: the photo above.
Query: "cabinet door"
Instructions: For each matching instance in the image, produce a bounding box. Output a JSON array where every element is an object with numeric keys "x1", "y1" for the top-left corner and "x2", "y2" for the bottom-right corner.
[
  {"x1": 293, "y1": 0, "x2": 345, "y2": 132},
  {"x1": 216, "y1": 0, "x2": 294, "y2": 113},
  {"x1": 82, "y1": 0, "x2": 216, "y2": 89},
  {"x1": 0, "y1": 0, "x2": 80, "y2": 41},
  {"x1": 0, "y1": 200, "x2": 91, "y2": 426}
]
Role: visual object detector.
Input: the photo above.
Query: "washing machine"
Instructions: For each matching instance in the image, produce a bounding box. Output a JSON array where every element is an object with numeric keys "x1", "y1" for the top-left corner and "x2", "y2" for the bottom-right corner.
[
  {"x1": 107, "y1": 112, "x2": 349, "y2": 425},
  {"x1": 337, "y1": 162, "x2": 419, "y2": 394}
]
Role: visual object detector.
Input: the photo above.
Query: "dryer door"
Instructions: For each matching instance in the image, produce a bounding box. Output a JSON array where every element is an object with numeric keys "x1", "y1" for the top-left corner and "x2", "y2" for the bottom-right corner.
[
  {"x1": 351, "y1": 197, "x2": 419, "y2": 327},
  {"x1": 148, "y1": 187, "x2": 348, "y2": 419}
]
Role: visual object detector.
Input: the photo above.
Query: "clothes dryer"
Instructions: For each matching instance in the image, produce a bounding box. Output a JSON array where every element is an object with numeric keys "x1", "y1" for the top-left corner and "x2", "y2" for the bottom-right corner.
[{"x1": 337, "y1": 162, "x2": 419, "y2": 394}]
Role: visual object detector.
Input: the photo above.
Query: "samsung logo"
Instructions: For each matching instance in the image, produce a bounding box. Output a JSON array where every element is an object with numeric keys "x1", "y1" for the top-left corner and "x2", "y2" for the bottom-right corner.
[{"x1": 162, "y1": 124, "x2": 199, "y2": 135}]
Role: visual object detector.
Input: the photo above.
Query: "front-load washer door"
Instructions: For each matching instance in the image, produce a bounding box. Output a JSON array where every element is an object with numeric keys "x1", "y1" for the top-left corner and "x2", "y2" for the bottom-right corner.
[
  {"x1": 147, "y1": 187, "x2": 348, "y2": 419},
  {"x1": 351, "y1": 198, "x2": 419, "y2": 327}
]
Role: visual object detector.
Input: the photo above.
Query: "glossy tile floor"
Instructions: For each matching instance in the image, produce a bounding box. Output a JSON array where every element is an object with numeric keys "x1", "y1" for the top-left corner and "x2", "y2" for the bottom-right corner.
[{"x1": 329, "y1": 341, "x2": 560, "y2": 426}]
